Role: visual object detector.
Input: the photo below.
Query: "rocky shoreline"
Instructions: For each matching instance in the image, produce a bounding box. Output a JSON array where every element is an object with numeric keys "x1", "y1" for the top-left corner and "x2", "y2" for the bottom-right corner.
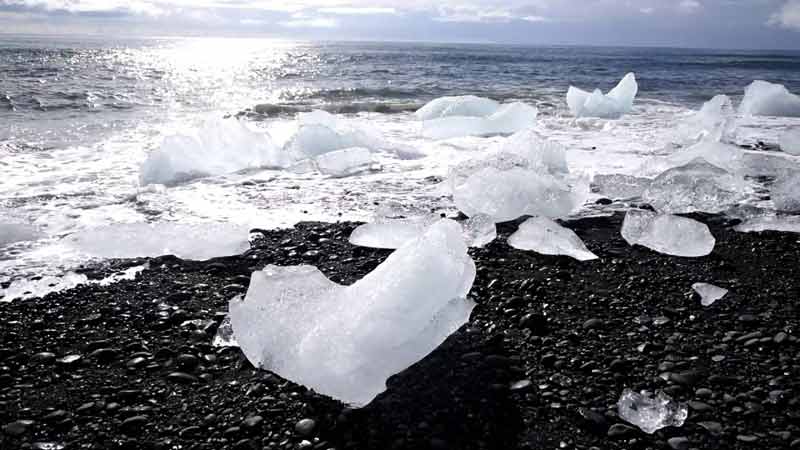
[{"x1": 1, "y1": 212, "x2": 799, "y2": 450}]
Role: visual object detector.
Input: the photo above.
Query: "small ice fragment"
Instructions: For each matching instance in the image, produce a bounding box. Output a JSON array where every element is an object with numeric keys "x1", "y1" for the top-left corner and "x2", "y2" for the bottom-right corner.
[
  {"x1": 771, "y1": 171, "x2": 800, "y2": 212},
  {"x1": 674, "y1": 95, "x2": 736, "y2": 144},
  {"x1": 780, "y1": 129, "x2": 800, "y2": 155},
  {"x1": 617, "y1": 389, "x2": 688, "y2": 434},
  {"x1": 692, "y1": 283, "x2": 728, "y2": 307},
  {"x1": 140, "y1": 118, "x2": 288, "y2": 186},
  {"x1": 315, "y1": 147, "x2": 374, "y2": 178},
  {"x1": 567, "y1": 73, "x2": 637, "y2": 119},
  {"x1": 593, "y1": 174, "x2": 652, "y2": 199},
  {"x1": 349, "y1": 216, "x2": 441, "y2": 249},
  {"x1": 739, "y1": 80, "x2": 800, "y2": 117},
  {"x1": 734, "y1": 215, "x2": 800, "y2": 233},
  {"x1": 462, "y1": 214, "x2": 497, "y2": 248},
  {"x1": 508, "y1": 217, "x2": 598, "y2": 261},
  {"x1": 621, "y1": 209, "x2": 715, "y2": 257},
  {"x1": 212, "y1": 314, "x2": 239, "y2": 348},
  {"x1": 642, "y1": 158, "x2": 750, "y2": 214},
  {"x1": 229, "y1": 219, "x2": 476, "y2": 406},
  {"x1": 415, "y1": 95, "x2": 500, "y2": 120}
]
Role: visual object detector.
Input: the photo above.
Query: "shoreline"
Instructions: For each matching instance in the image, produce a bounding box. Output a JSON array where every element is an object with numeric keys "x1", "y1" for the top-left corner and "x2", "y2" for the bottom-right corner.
[{"x1": 1, "y1": 213, "x2": 799, "y2": 449}]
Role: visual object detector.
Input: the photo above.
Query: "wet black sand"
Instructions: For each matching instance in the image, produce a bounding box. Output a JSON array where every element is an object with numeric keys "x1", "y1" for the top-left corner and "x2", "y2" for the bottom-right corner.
[{"x1": 1, "y1": 212, "x2": 798, "y2": 450}]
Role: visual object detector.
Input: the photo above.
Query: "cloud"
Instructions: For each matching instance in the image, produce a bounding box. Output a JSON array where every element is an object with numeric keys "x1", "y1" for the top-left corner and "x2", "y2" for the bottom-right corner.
[
  {"x1": 769, "y1": 0, "x2": 800, "y2": 31},
  {"x1": 677, "y1": 0, "x2": 702, "y2": 14},
  {"x1": 279, "y1": 13, "x2": 337, "y2": 28},
  {"x1": 316, "y1": 7, "x2": 396, "y2": 15}
]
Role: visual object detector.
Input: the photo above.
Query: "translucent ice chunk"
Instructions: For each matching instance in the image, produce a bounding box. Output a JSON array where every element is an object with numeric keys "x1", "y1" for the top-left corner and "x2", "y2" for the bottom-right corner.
[
  {"x1": 642, "y1": 158, "x2": 750, "y2": 214},
  {"x1": 64, "y1": 223, "x2": 250, "y2": 260},
  {"x1": 567, "y1": 73, "x2": 637, "y2": 119},
  {"x1": 734, "y1": 215, "x2": 800, "y2": 233},
  {"x1": 618, "y1": 389, "x2": 688, "y2": 434},
  {"x1": 449, "y1": 131, "x2": 586, "y2": 222},
  {"x1": 771, "y1": 171, "x2": 800, "y2": 212},
  {"x1": 780, "y1": 129, "x2": 800, "y2": 155},
  {"x1": 349, "y1": 215, "x2": 441, "y2": 249},
  {"x1": 594, "y1": 174, "x2": 652, "y2": 199},
  {"x1": 739, "y1": 80, "x2": 800, "y2": 117},
  {"x1": 692, "y1": 282, "x2": 728, "y2": 307},
  {"x1": 462, "y1": 214, "x2": 497, "y2": 248},
  {"x1": 675, "y1": 95, "x2": 737, "y2": 144},
  {"x1": 621, "y1": 209, "x2": 715, "y2": 257},
  {"x1": 508, "y1": 217, "x2": 598, "y2": 261},
  {"x1": 212, "y1": 314, "x2": 239, "y2": 348},
  {"x1": 140, "y1": 118, "x2": 288, "y2": 186},
  {"x1": 315, "y1": 147, "x2": 374, "y2": 177},
  {"x1": 229, "y1": 219, "x2": 476, "y2": 406},
  {"x1": 453, "y1": 167, "x2": 588, "y2": 222},
  {"x1": 422, "y1": 102, "x2": 538, "y2": 140},
  {"x1": 415, "y1": 95, "x2": 501, "y2": 120},
  {"x1": 287, "y1": 110, "x2": 384, "y2": 158}
]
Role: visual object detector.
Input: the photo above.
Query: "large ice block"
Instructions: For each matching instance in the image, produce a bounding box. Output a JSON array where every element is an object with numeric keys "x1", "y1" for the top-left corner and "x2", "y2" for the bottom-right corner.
[
  {"x1": 642, "y1": 158, "x2": 750, "y2": 213},
  {"x1": 674, "y1": 95, "x2": 736, "y2": 144},
  {"x1": 415, "y1": 95, "x2": 501, "y2": 120},
  {"x1": 229, "y1": 219, "x2": 476, "y2": 406},
  {"x1": 140, "y1": 118, "x2": 288, "y2": 186},
  {"x1": 771, "y1": 172, "x2": 800, "y2": 212},
  {"x1": 621, "y1": 209, "x2": 715, "y2": 257},
  {"x1": 349, "y1": 215, "x2": 441, "y2": 249},
  {"x1": 421, "y1": 102, "x2": 538, "y2": 139},
  {"x1": 739, "y1": 80, "x2": 800, "y2": 117},
  {"x1": 567, "y1": 73, "x2": 637, "y2": 119}
]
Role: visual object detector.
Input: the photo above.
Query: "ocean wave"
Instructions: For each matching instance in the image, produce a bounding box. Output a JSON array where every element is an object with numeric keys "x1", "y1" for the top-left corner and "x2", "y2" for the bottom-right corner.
[{"x1": 239, "y1": 101, "x2": 424, "y2": 118}]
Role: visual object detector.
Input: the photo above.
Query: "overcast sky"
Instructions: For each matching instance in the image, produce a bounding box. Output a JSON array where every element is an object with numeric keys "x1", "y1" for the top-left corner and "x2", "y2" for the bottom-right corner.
[{"x1": 2, "y1": 0, "x2": 800, "y2": 49}]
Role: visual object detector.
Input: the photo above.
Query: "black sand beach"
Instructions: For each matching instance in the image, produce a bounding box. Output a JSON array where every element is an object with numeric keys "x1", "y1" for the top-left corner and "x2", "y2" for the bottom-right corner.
[{"x1": 1, "y1": 213, "x2": 799, "y2": 450}]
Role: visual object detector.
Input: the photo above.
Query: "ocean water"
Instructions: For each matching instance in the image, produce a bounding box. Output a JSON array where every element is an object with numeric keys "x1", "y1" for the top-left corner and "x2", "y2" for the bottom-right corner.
[{"x1": 2, "y1": 35, "x2": 800, "y2": 291}]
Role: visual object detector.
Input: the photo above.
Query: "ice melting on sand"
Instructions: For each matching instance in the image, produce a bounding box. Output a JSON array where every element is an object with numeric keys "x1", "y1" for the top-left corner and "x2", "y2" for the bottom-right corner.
[
  {"x1": 314, "y1": 147, "x2": 375, "y2": 178},
  {"x1": 421, "y1": 102, "x2": 539, "y2": 139},
  {"x1": 567, "y1": 73, "x2": 637, "y2": 119},
  {"x1": 739, "y1": 80, "x2": 800, "y2": 117},
  {"x1": 772, "y1": 171, "x2": 800, "y2": 212},
  {"x1": 450, "y1": 129, "x2": 587, "y2": 222},
  {"x1": 462, "y1": 214, "x2": 497, "y2": 248},
  {"x1": 618, "y1": 389, "x2": 688, "y2": 434},
  {"x1": 621, "y1": 209, "x2": 715, "y2": 257},
  {"x1": 140, "y1": 118, "x2": 288, "y2": 186},
  {"x1": 692, "y1": 282, "x2": 728, "y2": 307},
  {"x1": 415, "y1": 95, "x2": 500, "y2": 120},
  {"x1": 642, "y1": 158, "x2": 750, "y2": 214},
  {"x1": 229, "y1": 219, "x2": 476, "y2": 406},
  {"x1": 674, "y1": 95, "x2": 736, "y2": 144},
  {"x1": 593, "y1": 174, "x2": 652, "y2": 199},
  {"x1": 780, "y1": 129, "x2": 800, "y2": 155},
  {"x1": 1, "y1": 264, "x2": 148, "y2": 302},
  {"x1": 508, "y1": 217, "x2": 598, "y2": 261},
  {"x1": 64, "y1": 223, "x2": 250, "y2": 260}
]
